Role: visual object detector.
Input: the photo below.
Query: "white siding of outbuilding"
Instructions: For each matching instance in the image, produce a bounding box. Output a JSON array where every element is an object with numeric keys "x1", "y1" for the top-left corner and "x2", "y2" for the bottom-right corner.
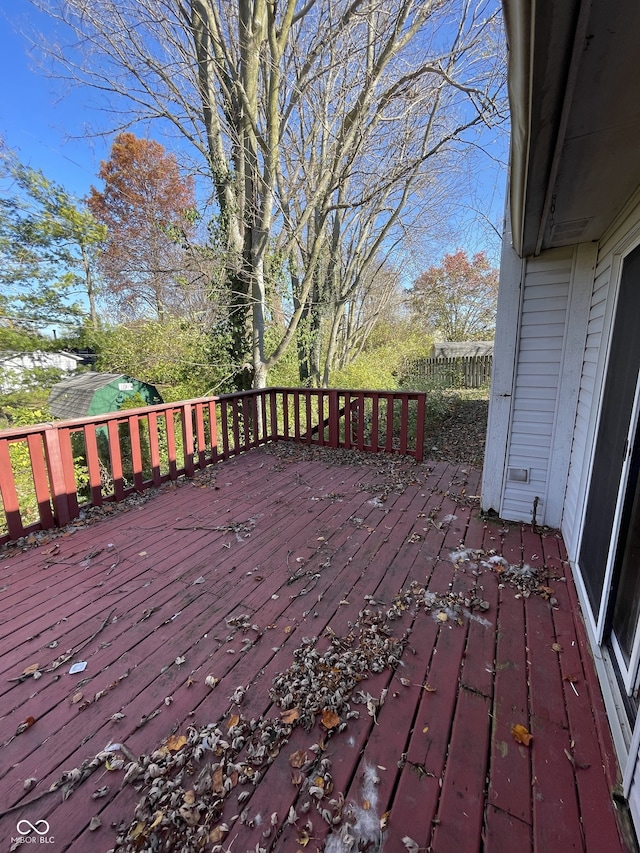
[{"x1": 499, "y1": 247, "x2": 576, "y2": 523}]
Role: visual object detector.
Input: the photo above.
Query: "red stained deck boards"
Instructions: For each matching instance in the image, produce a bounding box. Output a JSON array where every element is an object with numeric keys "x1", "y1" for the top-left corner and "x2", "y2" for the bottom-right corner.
[{"x1": 0, "y1": 448, "x2": 629, "y2": 852}]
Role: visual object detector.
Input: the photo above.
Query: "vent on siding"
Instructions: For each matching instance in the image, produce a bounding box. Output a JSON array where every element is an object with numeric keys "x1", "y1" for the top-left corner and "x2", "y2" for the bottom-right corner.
[
  {"x1": 549, "y1": 218, "x2": 591, "y2": 244},
  {"x1": 507, "y1": 467, "x2": 530, "y2": 483}
]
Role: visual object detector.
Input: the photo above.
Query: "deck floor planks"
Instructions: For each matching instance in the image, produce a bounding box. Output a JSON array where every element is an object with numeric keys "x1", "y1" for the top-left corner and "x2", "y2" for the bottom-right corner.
[
  {"x1": 484, "y1": 804, "x2": 533, "y2": 853},
  {"x1": 191, "y1": 471, "x2": 450, "y2": 850},
  {"x1": 0, "y1": 449, "x2": 630, "y2": 852},
  {"x1": 544, "y1": 548, "x2": 625, "y2": 848},
  {"x1": 0, "y1": 463, "x2": 295, "y2": 656},
  {"x1": 489, "y1": 589, "x2": 532, "y2": 824},
  {"x1": 0, "y1": 453, "x2": 370, "y2": 675},
  {"x1": 431, "y1": 686, "x2": 492, "y2": 853}
]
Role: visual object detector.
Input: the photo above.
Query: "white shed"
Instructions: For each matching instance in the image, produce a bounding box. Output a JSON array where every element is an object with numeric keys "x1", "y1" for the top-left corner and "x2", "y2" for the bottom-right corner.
[{"x1": 485, "y1": 0, "x2": 640, "y2": 836}]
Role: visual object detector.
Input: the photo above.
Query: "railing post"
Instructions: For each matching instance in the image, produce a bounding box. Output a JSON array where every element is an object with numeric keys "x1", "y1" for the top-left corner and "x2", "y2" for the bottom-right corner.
[
  {"x1": 27, "y1": 433, "x2": 55, "y2": 529},
  {"x1": 43, "y1": 425, "x2": 73, "y2": 526}
]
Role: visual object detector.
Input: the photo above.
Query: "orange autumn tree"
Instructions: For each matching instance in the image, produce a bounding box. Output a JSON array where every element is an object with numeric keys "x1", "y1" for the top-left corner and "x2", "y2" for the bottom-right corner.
[
  {"x1": 409, "y1": 250, "x2": 499, "y2": 341},
  {"x1": 88, "y1": 133, "x2": 197, "y2": 320}
]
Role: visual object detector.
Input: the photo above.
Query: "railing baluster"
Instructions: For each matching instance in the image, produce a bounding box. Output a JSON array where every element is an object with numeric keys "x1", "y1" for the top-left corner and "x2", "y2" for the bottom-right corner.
[
  {"x1": 318, "y1": 392, "x2": 325, "y2": 446},
  {"x1": 343, "y1": 392, "x2": 351, "y2": 450},
  {"x1": 129, "y1": 414, "x2": 145, "y2": 490},
  {"x1": 208, "y1": 401, "x2": 218, "y2": 462},
  {"x1": 293, "y1": 390, "x2": 301, "y2": 441},
  {"x1": 260, "y1": 392, "x2": 268, "y2": 443},
  {"x1": 165, "y1": 410, "x2": 178, "y2": 479},
  {"x1": 385, "y1": 395, "x2": 394, "y2": 453},
  {"x1": 107, "y1": 419, "x2": 126, "y2": 499},
  {"x1": 221, "y1": 401, "x2": 230, "y2": 459},
  {"x1": 415, "y1": 393, "x2": 426, "y2": 462},
  {"x1": 232, "y1": 398, "x2": 241, "y2": 454},
  {"x1": 182, "y1": 403, "x2": 195, "y2": 476},
  {"x1": 84, "y1": 424, "x2": 104, "y2": 504},
  {"x1": 242, "y1": 396, "x2": 250, "y2": 451},
  {"x1": 356, "y1": 393, "x2": 365, "y2": 450},
  {"x1": 399, "y1": 395, "x2": 409, "y2": 455},
  {"x1": 328, "y1": 390, "x2": 339, "y2": 448},
  {"x1": 27, "y1": 433, "x2": 55, "y2": 530},
  {"x1": 269, "y1": 390, "x2": 278, "y2": 441},
  {"x1": 282, "y1": 390, "x2": 289, "y2": 440},
  {"x1": 43, "y1": 426, "x2": 72, "y2": 526},
  {"x1": 371, "y1": 395, "x2": 379, "y2": 452},
  {"x1": 0, "y1": 438, "x2": 24, "y2": 539},
  {"x1": 1, "y1": 388, "x2": 427, "y2": 543},
  {"x1": 195, "y1": 403, "x2": 206, "y2": 469},
  {"x1": 148, "y1": 412, "x2": 162, "y2": 486},
  {"x1": 251, "y1": 393, "x2": 260, "y2": 446},
  {"x1": 305, "y1": 392, "x2": 312, "y2": 445}
]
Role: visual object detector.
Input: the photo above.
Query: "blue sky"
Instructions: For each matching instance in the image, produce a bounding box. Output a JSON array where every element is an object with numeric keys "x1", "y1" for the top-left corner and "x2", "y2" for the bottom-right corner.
[
  {"x1": 0, "y1": 0, "x2": 508, "y2": 262},
  {"x1": 0, "y1": 0, "x2": 109, "y2": 198}
]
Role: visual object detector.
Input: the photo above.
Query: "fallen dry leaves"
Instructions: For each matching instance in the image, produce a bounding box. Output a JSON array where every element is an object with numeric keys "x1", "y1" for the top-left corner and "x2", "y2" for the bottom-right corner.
[
  {"x1": 512, "y1": 724, "x2": 533, "y2": 746},
  {"x1": 321, "y1": 708, "x2": 340, "y2": 729}
]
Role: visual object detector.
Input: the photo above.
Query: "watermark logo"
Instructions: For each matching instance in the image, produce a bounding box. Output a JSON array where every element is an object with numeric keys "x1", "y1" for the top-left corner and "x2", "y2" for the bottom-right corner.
[
  {"x1": 11, "y1": 819, "x2": 55, "y2": 845},
  {"x1": 16, "y1": 821, "x2": 50, "y2": 836}
]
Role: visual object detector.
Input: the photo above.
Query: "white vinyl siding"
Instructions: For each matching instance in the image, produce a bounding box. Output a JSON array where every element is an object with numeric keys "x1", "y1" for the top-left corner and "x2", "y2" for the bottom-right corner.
[
  {"x1": 562, "y1": 194, "x2": 640, "y2": 557},
  {"x1": 500, "y1": 247, "x2": 575, "y2": 523},
  {"x1": 562, "y1": 265, "x2": 611, "y2": 553}
]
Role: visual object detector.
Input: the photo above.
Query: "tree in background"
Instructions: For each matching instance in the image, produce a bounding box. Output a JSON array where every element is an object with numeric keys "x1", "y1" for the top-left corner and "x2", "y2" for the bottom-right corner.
[
  {"x1": 91, "y1": 318, "x2": 234, "y2": 401},
  {"x1": 408, "y1": 250, "x2": 499, "y2": 341},
  {"x1": 36, "y1": 0, "x2": 506, "y2": 388},
  {"x1": 88, "y1": 133, "x2": 200, "y2": 320},
  {"x1": 0, "y1": 143, "x2": 105, "y2": 333}
]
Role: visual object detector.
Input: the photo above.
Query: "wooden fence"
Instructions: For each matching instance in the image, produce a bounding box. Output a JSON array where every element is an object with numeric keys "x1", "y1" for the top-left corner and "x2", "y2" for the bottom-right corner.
[
  {"x1": 402, "y1": 354, "x2": 493, "y2": 388},
  {"x1": 0, "y1": 387, "x2": 426, "y2": 544}
]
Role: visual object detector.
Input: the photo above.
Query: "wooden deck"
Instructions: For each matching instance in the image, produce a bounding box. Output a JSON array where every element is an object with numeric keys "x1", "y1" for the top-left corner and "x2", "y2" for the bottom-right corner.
[{"x1": 0, "y1": 446, "x2": 631, "y2": 852}]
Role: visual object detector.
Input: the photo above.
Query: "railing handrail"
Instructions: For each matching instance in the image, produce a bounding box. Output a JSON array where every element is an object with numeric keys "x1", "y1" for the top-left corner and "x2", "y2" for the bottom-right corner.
[
  {"x1": 0, "y1": 386, "x2": 427, "y2": 439},
  {"x1": 0, "y1": 387, "x2": 426, "y2": 544}
]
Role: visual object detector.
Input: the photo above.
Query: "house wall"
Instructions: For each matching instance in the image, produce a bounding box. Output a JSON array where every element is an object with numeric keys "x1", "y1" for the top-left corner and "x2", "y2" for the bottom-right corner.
[
  {"x1": 563, "y1": 191, "x2": 640, "y2": 562},
  {"x1": 483, "y1": 210, "x2": 640, "y2": 791},
  {"x1": 499, "y1": 246, "x2": 575, "y2": 523}
]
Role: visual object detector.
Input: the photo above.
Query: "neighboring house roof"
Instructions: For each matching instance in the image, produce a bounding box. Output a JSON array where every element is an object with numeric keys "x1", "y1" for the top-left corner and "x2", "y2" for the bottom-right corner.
[
  {"x1": 0, "y1": 350, "x2": 84, "y2": 368},
  {"x1": 0, "y1": 350, "x2": 84, "y2": 393},
  {"x1": 504, "y1": 0, "x2": 640, "y2": 256},
  {"x1": 48, "y1": 373, "x2": 163, "y2": 420},
  {"x1": 432, "y1": 341, "x2": 494, "y2": 358}
]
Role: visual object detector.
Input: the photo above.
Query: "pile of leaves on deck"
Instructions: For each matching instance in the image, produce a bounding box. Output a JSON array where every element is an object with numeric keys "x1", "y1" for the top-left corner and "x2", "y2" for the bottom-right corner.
[
  {"x1": 105, "y1": 583, "x2": 491, "y2": 852},
  {"x1": 449, "y1": 547, "x2": 563, "y2": 602}
]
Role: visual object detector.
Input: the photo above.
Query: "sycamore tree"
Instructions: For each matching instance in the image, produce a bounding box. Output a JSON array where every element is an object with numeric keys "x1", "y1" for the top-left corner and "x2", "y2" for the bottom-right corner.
[
  {"x1": 34, "y1": 0, "x2": 506, "y2": 388},
  {"x1": 0, "y1": 144, "x2": 105, "y2": 333},
  {"x1": 408, "y1": 249, "x2": 498, "y2": 341}
]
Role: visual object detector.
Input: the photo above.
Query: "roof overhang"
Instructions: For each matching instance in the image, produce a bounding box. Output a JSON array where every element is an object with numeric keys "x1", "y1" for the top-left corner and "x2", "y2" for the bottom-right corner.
[{"x1": 505, "y1": 0, "x2": 640, "y2": 257}]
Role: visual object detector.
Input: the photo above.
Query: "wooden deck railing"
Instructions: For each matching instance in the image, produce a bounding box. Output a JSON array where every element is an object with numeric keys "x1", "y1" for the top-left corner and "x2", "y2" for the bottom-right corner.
[{"x1": 0, "y1": 387, "x2": 425, "y2": 544}]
